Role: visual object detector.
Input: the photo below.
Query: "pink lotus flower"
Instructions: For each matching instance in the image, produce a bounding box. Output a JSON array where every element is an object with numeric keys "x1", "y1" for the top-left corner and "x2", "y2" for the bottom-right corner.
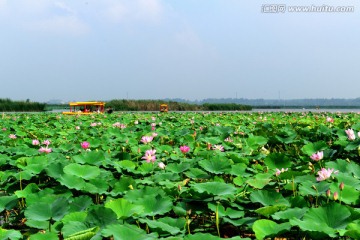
[
  {"x1": 81, "y1": 141, "x2": 90, "y2": 150},
  {"x1": 90, "y1": 122, "x2": 97, "y2": 127},
  {"x1": 310, "y1": 151, "x2": 323, "y2": 161},
  {"x1": 326, "y1": 117, "x2": 334, "y2": 123},
  {"x1": 141, "y1": 136, "x2": 153, "y2": 144},
  {"x1": 345, "y1": 129, "x2": 356, "y2": 140},
  {"x1": 158, "y1": 162, "x2": 166, "y2": 169},
  {"x1": 316, "y1": 168, "x2": 338, "y2": 181},
  {"x1": 275, "y1": 168, "x2": 288, "y2": 176},
  {"x1": 212, "y1": 145, "x2": 224, "y2": 152},
  {"x1": 113, "y1": 122, "x2": 121, "y2": 128},
  {"x1": 180, "y1": 145, "x2": 190, "y2": 154},
  {"x1": 75, "y1": 126, "x2": 80, "y2": 130},
  {"x1": 39, "y1": 147, "x2": 52, "y2": 154},
  {"x1": 32, "y1": 139, "x2": 40, "y2": 145},
  {"x1": 142, "y1": 149, "x2": 156, "y2": 163},
  {"x1": 9, "y1": 134, "x2": 16, "y2": 139},
  {"x1": 42, "y1": 140, "x2": 51, "y2": 146},
  {"x1": 224, "y1": 137, "x2": 233, "y2": 142}
]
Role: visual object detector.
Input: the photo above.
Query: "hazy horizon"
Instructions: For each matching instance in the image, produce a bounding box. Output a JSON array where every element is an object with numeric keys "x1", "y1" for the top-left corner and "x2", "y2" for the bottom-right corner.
[{"x1": 1, "y1": 1, "x2": 359, "y2": 102}]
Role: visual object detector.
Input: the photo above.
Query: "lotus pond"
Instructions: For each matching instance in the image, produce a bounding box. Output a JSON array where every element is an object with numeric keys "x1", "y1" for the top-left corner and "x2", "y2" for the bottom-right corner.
[{"x1": 1, "y1": 111, "x2": 360, "y2": 239}]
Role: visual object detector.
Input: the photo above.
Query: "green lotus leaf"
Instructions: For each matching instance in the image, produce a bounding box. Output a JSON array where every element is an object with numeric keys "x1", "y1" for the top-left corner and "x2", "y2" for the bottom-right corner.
[
  {"x1": 46, "y1": 162, "x2": 66, "y2": 179},
  {"x1": 290, "y1": 203, "x2": 352, "y2": 237},
  {"x1": 63, "y1": 226, "x2": 99, "y2": 240},
  {"x1": 124, "y1": 186, "x2": 165, "y2": 202},
  {"x1": 27, "y1": 232, "x2": 58, "y2": 240},
  {"x1": 255, "y1": 205, "x2": 288, "y2": 217},
  {"x1": 274, "y1": 134, "x2": 297, "y2": 144},
  {"x1": 69, "y1": 195, "x2": 93, "y2": 212},
  {"x1": 250, "y1": 190, "x2": 289, "y2": 206},
  {"x1": 222, "y1": 217, "x2": 257, "y2": 228},
  {"x1": 25, "y1": 188, "x2": 72, "y2": 206},
  {"x1": 329, "y1": 182, "x2": 360, "y2": 205},
  {"x1": 102, "y1": 223, "x2": 158, "y2": 240},
  {"x1": 136, "y1": 194, "x2": 173, "y2": 216},
  {"x1": 61, "y1": 221, "x2": 89, "y2": 238},
  {"x1": 233, "y1": 176, "x2": 244, "y2": 186},
  {"x1": 230, "y1": 163, "x2": 247, "y2": 176},
  {"x1": 86, "y1": 206, "x2": 118, "y2": 228},
  {"x1": 208, "y1": 203, "x2": 244, "y2": 219},
  {"x1": 24, "y1": 196, "x2": 70, "y2": 222},
  {"x1": 245, "y1": 135, "x2": 268, "y2": 149},
  {"x1": 58, "y1": 173, "x2": 86, "y2": 190},
  {"x1": 335, "y1": 172, "x2": 360, "y2": 189},
  {"x1": 116, "y1": 160, "x2": 136, "y2": 172},
  {"x1": 264, "y1": 153, "x2": 292, "y2": 169},
  {"x1": 301, "y1": 141, "x2": 328, "y2": 156},
  {"x1": 166, "y1": 162, "x2": 191, "y2": 173},
  {"x1": 246, "y1": 173, "x2": 272, "y2": 189},
  {"x1": 72, "y1": 150, "x2": 107, "y2": 165},
  {"x1": 105, "y1": 198, "x2": 144, "y2": 219},
  {"x1": 198, "y1": 158, "x2": 232, "y2": 174},
  {"x1": 325, "y1": 159, "x2": 350, "y2": 173},
  {"x1": 63, "y1": 163, "x2": 101, "y2": 180},
  {"x1": 61, "y1": 212, "x2": 87, "y2": 224},
  {"x1": 0, "y1": 195, "x2": 18, "y2": 211},
  {"x1": 227, "y1": 152, "x2": 248, "y2": 164},
  {"x1": 138, "y1": 218, "x2": 183, "y2": 235},
  {"x1": 252, "y1": 219, "x2": 291, "y2": 240},
  {"x1": 184, "y1": 233, "x2": 247, "y2": 240},
  {"x1": 110, "y1": 176, "x2": 137, "y2": 196},
  {"x1": 298, "y1": 180, "x2": 331, "y2": 196},
  {"x1": 191, "y1": 182, "x2": 237, "y2": 196},
  {"x1": 14, "y1": 183, "x2": 40, "y2": 199},
  {"x1": 343, "y1": 221, "x2": 360, "y2": 239},
  {"x1": 0, "y1": 228, "x2": 22, "y2": 240},
  {"x1": 272, "y1": 207, "x2": 308, "y2": 220},
  {"x1": 184, "y1": 168, "x2": 210, "y2": 179},
  {"x1": 135, "y1": 162, "x2": 154, "y2": 175}
]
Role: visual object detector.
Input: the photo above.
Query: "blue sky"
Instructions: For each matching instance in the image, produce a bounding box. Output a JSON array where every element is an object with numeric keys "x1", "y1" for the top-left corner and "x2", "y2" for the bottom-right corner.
[{"x1": 0, "y1": 0, "x2": 359, "y2": 102}]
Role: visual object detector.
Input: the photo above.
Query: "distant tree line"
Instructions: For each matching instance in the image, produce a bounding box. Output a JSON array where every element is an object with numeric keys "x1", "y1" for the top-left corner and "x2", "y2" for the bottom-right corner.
[
  {"x1": 104, "y1": 99, "x2": 252, "y2": 111},
  {"x1": 0, "y1": 98, "x2": 46, "y2": 112},
  {"x1": 165, "y1": 98, "x2": 360, "y2": 108}
]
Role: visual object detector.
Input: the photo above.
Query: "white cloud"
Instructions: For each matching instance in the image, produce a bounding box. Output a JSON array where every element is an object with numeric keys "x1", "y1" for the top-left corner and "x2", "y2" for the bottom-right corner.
[
  {"x1": 27, "y1": 15, "x2": 89, "y2": 36},
  {"x1": 101, "y1": 0, "x2": 163, "y2": 24},
  {"x1": 102, "y1": 1, "x2": 128, "y2": 23},
  {"x1": 135, "y1": 0, "x2": 163, "y2": 22},
  {"x1": 174, "y1": 28, "x2": 204, "y2": 50},
  {"x1": 0, "y1": 0, "x2": 89, "y2": 36}
]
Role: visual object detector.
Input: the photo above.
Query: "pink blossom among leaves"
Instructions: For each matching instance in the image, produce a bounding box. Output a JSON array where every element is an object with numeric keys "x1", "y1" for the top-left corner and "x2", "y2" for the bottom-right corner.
[
  {"x1": 310, "y1": 151, "x2": 323, "y2": 161},
  {"x1": 316, "y1": 168, "x2": 338, "y2": 181},
  {"x1": 180, "y1": 145, "x2": 190, "y2": 154}
]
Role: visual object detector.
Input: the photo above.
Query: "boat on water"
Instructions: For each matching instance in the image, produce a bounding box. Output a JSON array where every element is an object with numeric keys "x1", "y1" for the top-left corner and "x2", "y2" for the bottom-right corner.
[{"x1": 62, "y1": 101, "x2": 106, "y2": 115}]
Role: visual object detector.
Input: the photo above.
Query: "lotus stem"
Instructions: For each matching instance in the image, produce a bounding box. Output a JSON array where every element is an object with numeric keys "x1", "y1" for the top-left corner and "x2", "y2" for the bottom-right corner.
[{"x1": 215, "y1": 202, "x2": 220, "y2": 237}]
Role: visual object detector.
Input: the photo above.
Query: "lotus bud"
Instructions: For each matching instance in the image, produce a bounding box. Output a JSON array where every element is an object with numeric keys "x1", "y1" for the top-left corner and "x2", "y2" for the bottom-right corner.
[
  {"x1": 260, "y1": 146, "x2": 270, "y2": 155},
  {"x1": 326, "y1": 189, "x2": 331, "y2": 198},
  {"x1": 333, "y1": 191, "x2": 339, "y2": 201},
  {"x1": 339, "y1": 182, "x2": 344, "y2": 191}
]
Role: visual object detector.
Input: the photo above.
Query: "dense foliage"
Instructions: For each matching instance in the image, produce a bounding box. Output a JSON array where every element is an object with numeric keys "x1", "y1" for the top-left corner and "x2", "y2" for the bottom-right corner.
[
  {"x1": 0, "y1": 99, "x2": 46, "y2": 112},
  {"x1": 47, "y1": 100, "x2": 252, "y2": 112},
  {"x1": 202, "y1": 103, "x2": 251, "y2": 111},
  {"x1": 1, "y1": 111, "x2": 360, "y2": 239}
]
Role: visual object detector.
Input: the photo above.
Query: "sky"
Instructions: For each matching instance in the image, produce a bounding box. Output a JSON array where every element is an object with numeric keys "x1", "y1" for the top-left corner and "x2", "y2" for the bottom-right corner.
[{"x1": 0, "y1": 0, "x2": 359, "y2": 102}]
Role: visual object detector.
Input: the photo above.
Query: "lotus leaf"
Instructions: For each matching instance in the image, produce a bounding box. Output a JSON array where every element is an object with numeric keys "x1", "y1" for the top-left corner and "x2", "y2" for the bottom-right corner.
[{"x1": 252, "y1": 219, "x2": 291, "y2": 240}]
